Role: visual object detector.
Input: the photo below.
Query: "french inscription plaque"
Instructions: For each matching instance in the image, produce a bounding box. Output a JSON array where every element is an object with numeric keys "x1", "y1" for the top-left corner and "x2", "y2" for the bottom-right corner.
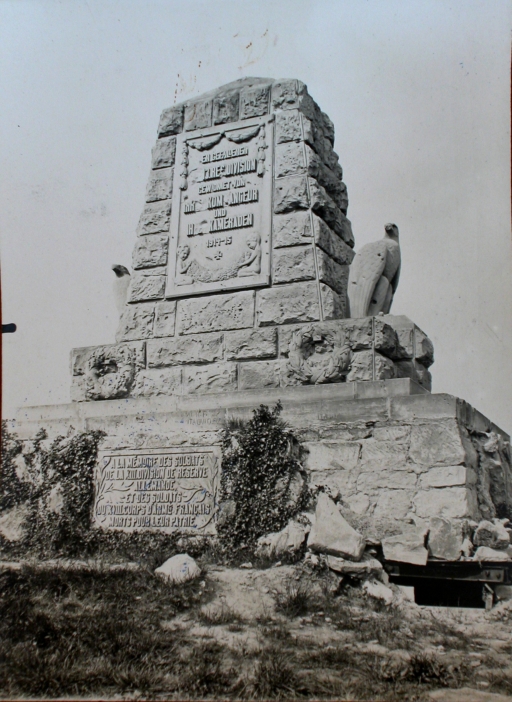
[
  {"x1": 165, "y1": 116, "x2": 274, "y2": 297},
  {"x1": 93, "y1": 447, "x2": 220, "y2": 534}
]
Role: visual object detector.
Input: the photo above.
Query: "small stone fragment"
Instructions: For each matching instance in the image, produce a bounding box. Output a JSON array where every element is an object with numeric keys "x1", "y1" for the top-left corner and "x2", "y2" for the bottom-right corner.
[
  {"x1": 363, "y1": 579, "x2": 394, "y2": 605},
  {"x1": 154, "y1": 554, "x2": 201, "y2": 584}
]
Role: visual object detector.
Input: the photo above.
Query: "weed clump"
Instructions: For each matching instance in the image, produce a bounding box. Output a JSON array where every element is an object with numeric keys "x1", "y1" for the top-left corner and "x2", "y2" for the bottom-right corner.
[{"x1": 218, "y1": 402, "x2": 309, "y2": 557}]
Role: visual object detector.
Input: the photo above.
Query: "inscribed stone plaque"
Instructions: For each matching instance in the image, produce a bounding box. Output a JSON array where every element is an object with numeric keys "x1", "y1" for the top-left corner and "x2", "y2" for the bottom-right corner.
[
  {"x1": 93, "y1": 447, "x2": 220, "y2": 534},
  {"x1": 165, "y1": 116, "x2": 274, "y2": 297}
]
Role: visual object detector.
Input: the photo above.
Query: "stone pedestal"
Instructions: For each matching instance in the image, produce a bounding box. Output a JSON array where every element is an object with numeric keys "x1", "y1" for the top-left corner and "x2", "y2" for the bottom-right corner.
[{"x1": 9, "y1": 380, "x2": 511, "y2": 540}]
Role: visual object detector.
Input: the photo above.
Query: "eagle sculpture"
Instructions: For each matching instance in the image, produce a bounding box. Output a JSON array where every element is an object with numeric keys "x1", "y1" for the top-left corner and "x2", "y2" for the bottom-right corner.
[{"x1": 347, "y1": 223, "x2": 401, "y2": 318}]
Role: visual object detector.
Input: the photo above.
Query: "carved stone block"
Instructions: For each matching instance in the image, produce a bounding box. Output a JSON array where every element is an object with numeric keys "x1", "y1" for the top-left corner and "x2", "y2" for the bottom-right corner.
[
  {"x1": 302, "y1": 115, "x2": 340, "y2": 172},
  {"x1": 131, "y1": 368, "x2": 182, "y2": 397},
  {"x1": 153, "y1": 301, "x2": 177, "y2": 338},
  {"x1": 313, "y1": 215, "x2": 354, "y2": 265},
  {"x1": 240, "y1": 84, "x2": 270, "y2": 118},
  {"x1": 316, "y1": 249, "x2": 348, "y2": 295},
  {"x1": 420, "y1": 465, "x2": 476, "y2": 489},
  {"x1": 224, "y1": 327, "x2": 277, "y2": 360},
  {"x1": 177, "y1": 290, "x2": 255, "y2": 334},
  {"x1": 132, "y1": 235, "x2": 169, "y2": 269},
  {"x1": 158, "y1": 105, "x2": 184, "y2": 137},
  {"x1": 275, "y1": 109, "x2": 302, "y2": 143},
  {"x1": 373, "y1": 319, "x2": 399, "y2": 357},
  {"x1": 213, "y1": 91, "x2": 240, "y2": 124},
  {"x1": 309, "y1": 178, "x2": 350, "y2": 241},
  {"x1": 281, "y1": 322, "x2": 352, "y2": 386},
  {"x1": 72, "y1": 343, "x2": 144, "y2": 377},
  {"x1": 147, "y1": 332, "x2": 223, "y2": 367},
  {"x1": 116, "y1": 303, "x2": 155, "y2": 342},
  {"x1": 238, "y1": 360, "x2": 280, "y2": 390},
  {"x1": 347, "y1": 350, "x2": 395, "y2": 382},
  {"x1": 275, "y1": 141, "x2": 306, "y2": 178},
  {"x1": 414, "y1": 487, "x2": 479, "y2": 520},
  {"x1": 257, "y1": 282, "x2": 320, "y2": 326},
  {"x1": 182, "y1": 362, "x2": 237, "y2": 394},
  {"x1": 151, "y1": 136, "x2": 176, "y2": 169},
  {"x1": 145, "y1": 168, "x2": 173, "y2": 203},
  {"x1": 346, "y1": 318, "x2": 373, "y2": 350},
  {"x1": 273, "y1": 176, "x2": 309, "y2": 214},
  {"x1": 70, "y1": 342, "x2": 145, "y2": 401},
  {"x1": 321, "y1": 283, "x2": 346, "y2": 320},
  {"x1": 137, "y1": 201, "x2": 171, "y2": 235},
  {"x1": 395, "y1": 359, "x2": 432, "y2": 391},
  {"x1": 415, "y1": 328, "x2": 434, "y2": 368},
  {"x1": 409, "y1": 419, "x2": 478, "y2": 468},
  {"x1": 128, "y1": 269, "x2": 166, "y2": 302},
  {"x1": 273, "y1": 246, "x2": 315, "y2": 284},
  {"x1": 271, "y1": 79, "x2": 316, "y2": 119},
  {"x1": 273, "y1": 211, "x2": 312, "y2": 248},
  {"x1": 184, "y1": 99, "x2": 213, "y2": 131}
]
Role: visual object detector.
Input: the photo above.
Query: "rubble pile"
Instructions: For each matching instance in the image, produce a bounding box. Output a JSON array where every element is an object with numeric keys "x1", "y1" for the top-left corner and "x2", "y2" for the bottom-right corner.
[{"x1": 256, "y1": 492, "x2": 512, "y2": 604}]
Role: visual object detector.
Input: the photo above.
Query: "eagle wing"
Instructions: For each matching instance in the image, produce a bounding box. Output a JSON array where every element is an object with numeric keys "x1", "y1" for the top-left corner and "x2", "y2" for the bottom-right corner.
[{"x1": 347, "y1": 240, "x2": 388, "y2": 317}]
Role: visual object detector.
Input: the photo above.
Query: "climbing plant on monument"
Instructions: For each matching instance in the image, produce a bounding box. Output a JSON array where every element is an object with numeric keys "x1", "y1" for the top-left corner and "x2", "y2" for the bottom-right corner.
[{"x1": 218, "y1": 402, "x2": 309, "y2": 553}]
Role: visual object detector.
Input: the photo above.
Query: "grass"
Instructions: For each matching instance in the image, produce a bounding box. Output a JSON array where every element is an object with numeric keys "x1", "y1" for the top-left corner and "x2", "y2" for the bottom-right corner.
[
  {"x1": 0, "y1": 564, "x2": 488, "y2": 700},
  {"x1": 0, "y1": 564, "x2": 202, "y2": 698}
]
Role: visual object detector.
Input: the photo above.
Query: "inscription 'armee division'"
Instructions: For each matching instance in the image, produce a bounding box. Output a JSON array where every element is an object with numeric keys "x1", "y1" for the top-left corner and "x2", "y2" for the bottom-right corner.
[{"x1": 165, "y1": 116, "x2": 274, "y2": 298}]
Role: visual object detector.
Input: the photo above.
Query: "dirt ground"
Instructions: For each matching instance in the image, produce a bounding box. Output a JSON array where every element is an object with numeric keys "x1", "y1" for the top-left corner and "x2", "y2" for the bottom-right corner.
[{"x1": 1, "y1": 560, "x2": 512, "y2": 701}]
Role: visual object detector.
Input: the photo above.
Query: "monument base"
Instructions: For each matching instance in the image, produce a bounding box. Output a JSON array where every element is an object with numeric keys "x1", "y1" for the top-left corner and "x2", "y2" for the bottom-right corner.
[{"x1": 10, "y1": 379, "x2": 511, "y2": 540}]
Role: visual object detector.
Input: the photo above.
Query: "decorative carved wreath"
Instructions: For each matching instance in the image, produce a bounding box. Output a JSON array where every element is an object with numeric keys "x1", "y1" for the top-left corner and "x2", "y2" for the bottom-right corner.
[
  {"x1": 84, "y1": 345, "x2": 135, "y2": 400},
  {"x1": 286, "y1": 325, "x2": 352, "y2": 385}
]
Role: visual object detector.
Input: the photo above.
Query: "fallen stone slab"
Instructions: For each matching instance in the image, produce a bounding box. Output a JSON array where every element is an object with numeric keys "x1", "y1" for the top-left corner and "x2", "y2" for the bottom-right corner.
[
  {"x1": 382, "y1": 526, "x2": 428, "y2": 566},
  {"x1": 155, "y1": 553, "x2": 201, "y2": 584},
  {"x1": 308, "y1": 492, "x2": 366, "y2": 560},
  {"x1": 428, "y1": 517, "x2": 463, "y2": 560},
  {"x1": 474, "y1": 520, "x2": 511, "y2": 550},
  {"x1": 473, "y1": 546, "x2": 511, "y2": 562},
  {"x1": 327, "y1": 553, "x2": 383, "y2": 578},
  {"x1": 256, "y1": 520, "x2": 307, "y2": 558}
]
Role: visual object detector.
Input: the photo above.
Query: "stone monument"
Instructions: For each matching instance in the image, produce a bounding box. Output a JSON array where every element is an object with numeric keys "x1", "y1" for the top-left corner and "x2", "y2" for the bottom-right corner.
[{"x1": 10, "y1": 78, "x2": 511, "y2": 541}]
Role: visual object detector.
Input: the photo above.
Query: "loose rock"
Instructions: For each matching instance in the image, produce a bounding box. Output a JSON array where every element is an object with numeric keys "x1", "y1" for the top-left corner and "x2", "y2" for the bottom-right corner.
[
  {"x1": 256, "y1": 520, "x2": 307, "y2": 558},
  {"x1": 474, "y1": 520, "x2": 511, "y2": 550},
  {"x1": 363, "y1": 579, "x2": 394, "y2": 605},
  {"x1": 428, "y1": 517, "x2": 463, "y2": 560},
  {"x1": 154, "y1": 554, "x2": 201, "y2": 584}
]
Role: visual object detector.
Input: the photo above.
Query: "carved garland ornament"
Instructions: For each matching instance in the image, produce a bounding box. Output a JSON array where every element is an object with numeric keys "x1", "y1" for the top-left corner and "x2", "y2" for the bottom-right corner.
[
  {"x1": 286, "y1": 325, "x2": 352, "y2": 385},
  {"x1": 84, "y1": 345, "x2": 135, "y2": 400}
]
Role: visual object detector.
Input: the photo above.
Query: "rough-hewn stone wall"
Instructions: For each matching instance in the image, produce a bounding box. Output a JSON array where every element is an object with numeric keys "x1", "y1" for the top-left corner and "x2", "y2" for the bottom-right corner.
[{"x1": 70, "y1": 314, "x2": 434, "y2": 400}]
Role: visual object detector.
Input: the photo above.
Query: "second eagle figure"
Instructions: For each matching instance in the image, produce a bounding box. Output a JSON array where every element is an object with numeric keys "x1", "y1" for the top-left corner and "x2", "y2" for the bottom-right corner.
[{"x1": 347, "y1": 223, "x2": 401, "y2": 318}]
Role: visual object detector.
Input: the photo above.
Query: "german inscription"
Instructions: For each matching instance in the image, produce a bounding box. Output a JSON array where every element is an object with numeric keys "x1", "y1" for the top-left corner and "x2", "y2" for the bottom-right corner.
[
  {"x1": 93, "y1": 447, "x2": 220, "y2": 534},
  {"x1": 165, "y1": 117, "x2": 273, "y2": 297}
]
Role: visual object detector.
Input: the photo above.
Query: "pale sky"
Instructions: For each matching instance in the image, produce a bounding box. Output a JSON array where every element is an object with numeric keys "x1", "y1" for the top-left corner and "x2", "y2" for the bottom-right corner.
[{"x1": 2, "y1": 0, "x2": 511, "y2": 432}]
